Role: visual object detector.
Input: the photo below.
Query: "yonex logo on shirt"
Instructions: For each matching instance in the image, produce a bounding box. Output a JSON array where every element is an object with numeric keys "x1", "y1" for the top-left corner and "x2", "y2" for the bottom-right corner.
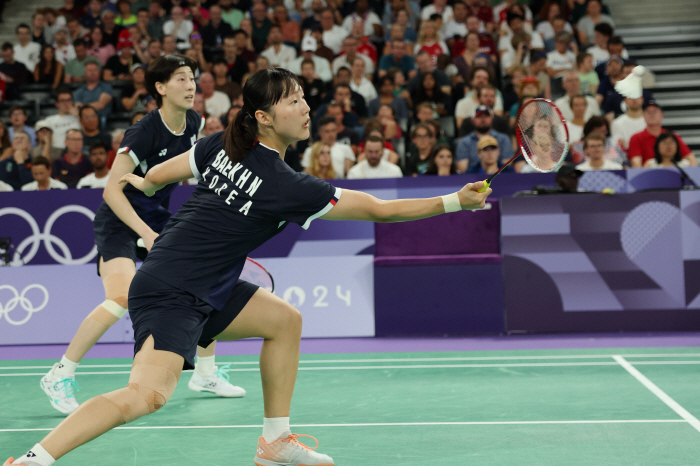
[{"x1": 159, "y1": 149, "x2": 167, "y2": 157}]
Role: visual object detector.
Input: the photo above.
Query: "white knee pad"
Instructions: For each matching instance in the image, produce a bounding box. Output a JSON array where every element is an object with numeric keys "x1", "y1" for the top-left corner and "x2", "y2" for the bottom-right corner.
[{"x1": 101, "y1": 299, "x2": 128, "y2": 319}]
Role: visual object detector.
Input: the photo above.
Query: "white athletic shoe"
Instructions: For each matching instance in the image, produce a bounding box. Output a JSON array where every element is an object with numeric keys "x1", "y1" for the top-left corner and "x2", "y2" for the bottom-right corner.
[
  {"x1": 40, "y1": 363, "x2": 80, "y2": 415},
  {"x1": 254, "y1": 431, "x2": 334, "y2": 466},
  {"x1": 187, "y1": 365, "x2": 246, "y2": 397}
]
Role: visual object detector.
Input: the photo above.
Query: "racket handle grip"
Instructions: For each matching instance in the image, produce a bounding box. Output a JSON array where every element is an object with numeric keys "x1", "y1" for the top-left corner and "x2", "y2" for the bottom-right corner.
[{"x1": 477, "y1": 179, "x2": 490, "y2": 193}]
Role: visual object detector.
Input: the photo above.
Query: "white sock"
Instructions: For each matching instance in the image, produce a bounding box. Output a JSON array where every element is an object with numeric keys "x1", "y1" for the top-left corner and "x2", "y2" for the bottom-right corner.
[
  {"x1": 262, "y1": 417, "x2": 290, "y2": 443},
  {"x1": 195, "y1": 355, "x2": 216, "y2": 377},
  {"x1": 53, "y1": 355, "x2": 78, "y2": 378},
  {"x1": 15, "y1": 443, "x2": 55, "y2": 466}
]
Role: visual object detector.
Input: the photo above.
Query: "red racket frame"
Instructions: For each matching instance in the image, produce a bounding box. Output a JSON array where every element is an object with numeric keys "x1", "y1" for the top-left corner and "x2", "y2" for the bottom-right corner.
[{"x1": 245, "y1": 257, "x2": 275, "y2": 293}]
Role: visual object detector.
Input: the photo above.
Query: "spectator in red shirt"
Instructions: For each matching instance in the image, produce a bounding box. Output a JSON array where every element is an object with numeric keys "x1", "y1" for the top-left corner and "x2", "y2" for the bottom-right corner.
[{"x1": 628, "y1": 100, "x2": 697, "y2": 168}]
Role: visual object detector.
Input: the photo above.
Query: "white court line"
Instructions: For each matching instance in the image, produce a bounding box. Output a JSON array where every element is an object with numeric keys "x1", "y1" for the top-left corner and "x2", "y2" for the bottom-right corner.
[
  {"x1": 613, "y1": 355, "x2": 700, "y2": 434},
  {"x1": 0, "y1": 419, "x2": 687, "y2": 433},
  {"x1": 0, "y1": 361, "x2": 632, "y2": 376},
  {"x1": 5, "y1": 360, "x2": 700, "y2": 376},
  {"x1": 3, "y1": 354, "x2": 700, "y2": 370}
]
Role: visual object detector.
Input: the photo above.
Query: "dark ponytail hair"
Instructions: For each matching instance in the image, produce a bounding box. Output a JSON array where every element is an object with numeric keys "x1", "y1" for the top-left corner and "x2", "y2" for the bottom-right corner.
[{"x1": 223, "y1": 67, "x2": 302, "y2": 164}]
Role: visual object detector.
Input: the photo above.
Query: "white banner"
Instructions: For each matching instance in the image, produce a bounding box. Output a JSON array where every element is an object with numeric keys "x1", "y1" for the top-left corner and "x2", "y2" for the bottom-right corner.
[{"x1": 0, "y1": 256, "x2": 375, "y2": 345}]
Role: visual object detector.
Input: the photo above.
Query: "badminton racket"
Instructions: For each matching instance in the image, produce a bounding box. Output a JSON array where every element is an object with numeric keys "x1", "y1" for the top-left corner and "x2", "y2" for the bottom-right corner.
[
  {"x1": 478, "y1": 98, "x2": 568, "y2": 192},
  {"x1": 240, "y1": 257, "x2": 275, "y2": 293},
  {"x1": 137, "y1": 239, "x2": 274, "y2": 292}
]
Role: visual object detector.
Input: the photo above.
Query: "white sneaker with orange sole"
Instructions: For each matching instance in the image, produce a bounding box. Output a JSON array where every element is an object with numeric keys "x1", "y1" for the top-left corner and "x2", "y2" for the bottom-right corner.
[{"x1": 254, "y1": 431, "x2": 334, "y2": 466}]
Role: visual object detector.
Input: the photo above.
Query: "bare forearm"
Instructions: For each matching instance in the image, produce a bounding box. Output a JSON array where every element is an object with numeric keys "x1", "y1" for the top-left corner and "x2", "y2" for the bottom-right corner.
[
  {"x1": 374, "y1": 197, "x2": 446, "y2": 223},
  {"x1": 103, "y1": 187, "x2": 154, "y2": 238}
]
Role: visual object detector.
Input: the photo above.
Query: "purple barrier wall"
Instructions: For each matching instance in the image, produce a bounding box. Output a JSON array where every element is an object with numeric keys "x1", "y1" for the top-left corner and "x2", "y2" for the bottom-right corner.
[
  {"x1": 501, "y1": 190, "x2": 700, "y2": 333},
  {"x1": 373, "y1": 202, "x2": 504, "y2": 336}
]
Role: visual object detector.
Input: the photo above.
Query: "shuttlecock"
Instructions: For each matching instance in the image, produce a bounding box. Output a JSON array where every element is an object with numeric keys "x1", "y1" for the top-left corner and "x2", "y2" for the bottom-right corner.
[{"x1": 615, "y1": 65, "x2": 646, "y2": 99}]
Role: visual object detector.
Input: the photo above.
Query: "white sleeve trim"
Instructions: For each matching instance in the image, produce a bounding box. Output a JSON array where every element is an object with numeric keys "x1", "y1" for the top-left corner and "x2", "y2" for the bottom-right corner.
[
  {"x1": 117, "y1": 148, "x2": 140, "y2": 167},
  {"x1": 189, "y1": 143, "x2": 201, "y2": 180},
  {"x1": 301, "y1": 187, "x2": 342, "y2": 230}
]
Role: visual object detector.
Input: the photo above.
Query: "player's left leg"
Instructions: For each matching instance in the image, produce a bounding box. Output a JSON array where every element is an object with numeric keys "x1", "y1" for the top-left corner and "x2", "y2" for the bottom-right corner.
[
  {"x1": 188, "y1": 341, "x2": 247, "y2": 397},
  {"x1": 214, "y1": 288, "x2": 333, "y2": 466},
  {"x1": 8, "y1": 336, "x2": 182, "y2": 466}
]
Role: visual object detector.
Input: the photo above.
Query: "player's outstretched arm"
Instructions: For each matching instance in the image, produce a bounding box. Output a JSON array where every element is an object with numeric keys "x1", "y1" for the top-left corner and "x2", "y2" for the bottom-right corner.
[
  {"x1": 119, "y1": 150, "x2": 193, "y2": 196},
  {"x1": 321, "y1": 182, "x2": 491, "y2": 223}
]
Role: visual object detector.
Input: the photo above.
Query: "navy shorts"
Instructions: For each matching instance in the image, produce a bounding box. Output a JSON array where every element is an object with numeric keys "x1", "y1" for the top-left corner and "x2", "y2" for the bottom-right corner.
[
  {"x1": 128, "y1": 271, "x2": 259, "y2": 370},
  {"x1": 93, "y1": 204, "x2": 144, "y2": 274}
]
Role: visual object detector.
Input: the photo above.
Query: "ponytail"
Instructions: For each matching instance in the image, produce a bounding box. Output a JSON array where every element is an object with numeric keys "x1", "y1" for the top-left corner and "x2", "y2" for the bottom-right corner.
[{"x1": 223, "y1": 108, "x2": 258, "y2": 164}]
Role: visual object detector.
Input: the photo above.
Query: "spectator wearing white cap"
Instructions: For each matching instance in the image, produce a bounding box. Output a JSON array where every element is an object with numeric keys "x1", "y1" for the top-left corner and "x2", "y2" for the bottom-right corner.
[
  {"x1": 288, "y1": 36, "x2": 333, "y2": 83},
  {"x1": 31, "y1": 120, "x2": 63, "y2": 161},
  {"x1": 260, "y1": 25, "x2": 297, "y2": 68}
]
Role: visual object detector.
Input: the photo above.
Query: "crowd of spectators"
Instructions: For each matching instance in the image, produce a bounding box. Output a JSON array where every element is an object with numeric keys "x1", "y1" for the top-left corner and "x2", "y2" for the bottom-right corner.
[{"x1": 0, "y1": 0, "x2": 696, "y2": 191}]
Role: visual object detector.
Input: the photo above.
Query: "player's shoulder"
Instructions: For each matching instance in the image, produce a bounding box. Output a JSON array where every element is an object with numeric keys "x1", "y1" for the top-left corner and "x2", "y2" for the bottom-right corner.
[{"x1": 186, "y1": 108, "x2": 204, "y2": 129}]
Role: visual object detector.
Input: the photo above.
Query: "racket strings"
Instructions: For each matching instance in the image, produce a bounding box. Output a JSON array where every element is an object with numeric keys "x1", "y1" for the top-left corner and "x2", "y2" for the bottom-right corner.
[{"x1": 517, "y1": 101, "x2": 568, "y2": 173}]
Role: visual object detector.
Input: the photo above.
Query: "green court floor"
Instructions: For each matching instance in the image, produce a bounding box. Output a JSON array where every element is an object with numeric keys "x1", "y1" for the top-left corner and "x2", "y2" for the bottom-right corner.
[{"x1": 2, "y1": 347, "x2": 700, "y2": 465}]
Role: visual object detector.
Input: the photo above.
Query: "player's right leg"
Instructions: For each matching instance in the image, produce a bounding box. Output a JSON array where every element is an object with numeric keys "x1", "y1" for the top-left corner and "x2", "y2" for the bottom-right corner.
[
  {"x1": 41, "y1": 257, "x2": 135, "y2": 415},
  {"x1": 10, "y1": 335, "x2": 183, "y2": 466}
]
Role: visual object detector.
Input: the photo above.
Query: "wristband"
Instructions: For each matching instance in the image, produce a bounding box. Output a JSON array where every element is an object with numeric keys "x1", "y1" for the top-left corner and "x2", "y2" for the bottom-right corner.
[{"x1": 441, "y1": 192, "x2": 461, "y2": 213}]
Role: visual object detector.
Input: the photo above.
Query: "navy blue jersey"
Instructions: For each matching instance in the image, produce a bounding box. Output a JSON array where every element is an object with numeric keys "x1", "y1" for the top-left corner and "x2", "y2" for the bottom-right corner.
[
  {"x1": 139, "y1": 132, "x2": 341, "y2": 310},
  {"x1": 106, "y1": 109, "x2": 205, "y2": 229}
]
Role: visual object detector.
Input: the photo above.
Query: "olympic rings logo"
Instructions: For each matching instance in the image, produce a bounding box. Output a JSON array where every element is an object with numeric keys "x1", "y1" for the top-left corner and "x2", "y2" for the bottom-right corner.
[
  {"x1": 0, "y1": 206, "x2": 97, "y2": 265},
  {"x1": 0, "y1": 284, "x2": 49, "y2": 325}
]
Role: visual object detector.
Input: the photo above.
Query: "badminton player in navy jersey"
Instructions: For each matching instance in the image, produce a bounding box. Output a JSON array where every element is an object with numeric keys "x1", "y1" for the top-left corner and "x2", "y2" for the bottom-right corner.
[
  {"x1": 39, "y1": 54, "x2": 244, "y2": 417},
  {"x1": 6, "y1": 68, "x2": 490, "y2": 466}
]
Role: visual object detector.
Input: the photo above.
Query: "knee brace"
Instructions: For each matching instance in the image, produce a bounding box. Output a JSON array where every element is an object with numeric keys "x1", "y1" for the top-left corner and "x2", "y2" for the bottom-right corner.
[
  {"x1": 99, "y1": 299, "x2": 128, "y2": 319},
  {"x1": 101, "y1": 273, "x2": 132, "y2": 318},
  {"x1": 101, "y1": 364, "x2": 178, "y2": 424}
]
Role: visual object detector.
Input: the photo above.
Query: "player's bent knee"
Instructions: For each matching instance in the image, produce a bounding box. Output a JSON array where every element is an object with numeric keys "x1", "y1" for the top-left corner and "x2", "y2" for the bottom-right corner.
[
  {"x1": 102, "y1": 363, "x2": 178, "y2": 423},
  {"x1": 279, "y1": 303, "x2": 302, "y2": 334}
]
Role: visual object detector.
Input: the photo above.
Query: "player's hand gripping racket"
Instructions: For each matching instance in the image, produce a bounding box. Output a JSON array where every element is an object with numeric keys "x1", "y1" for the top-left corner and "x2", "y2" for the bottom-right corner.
[
  {"x1": 477, "y1": 98, "x2": 568, "y2": 192},
  {"x1": 136, "y1": 239, "x2": 274, "y2": 292}
]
